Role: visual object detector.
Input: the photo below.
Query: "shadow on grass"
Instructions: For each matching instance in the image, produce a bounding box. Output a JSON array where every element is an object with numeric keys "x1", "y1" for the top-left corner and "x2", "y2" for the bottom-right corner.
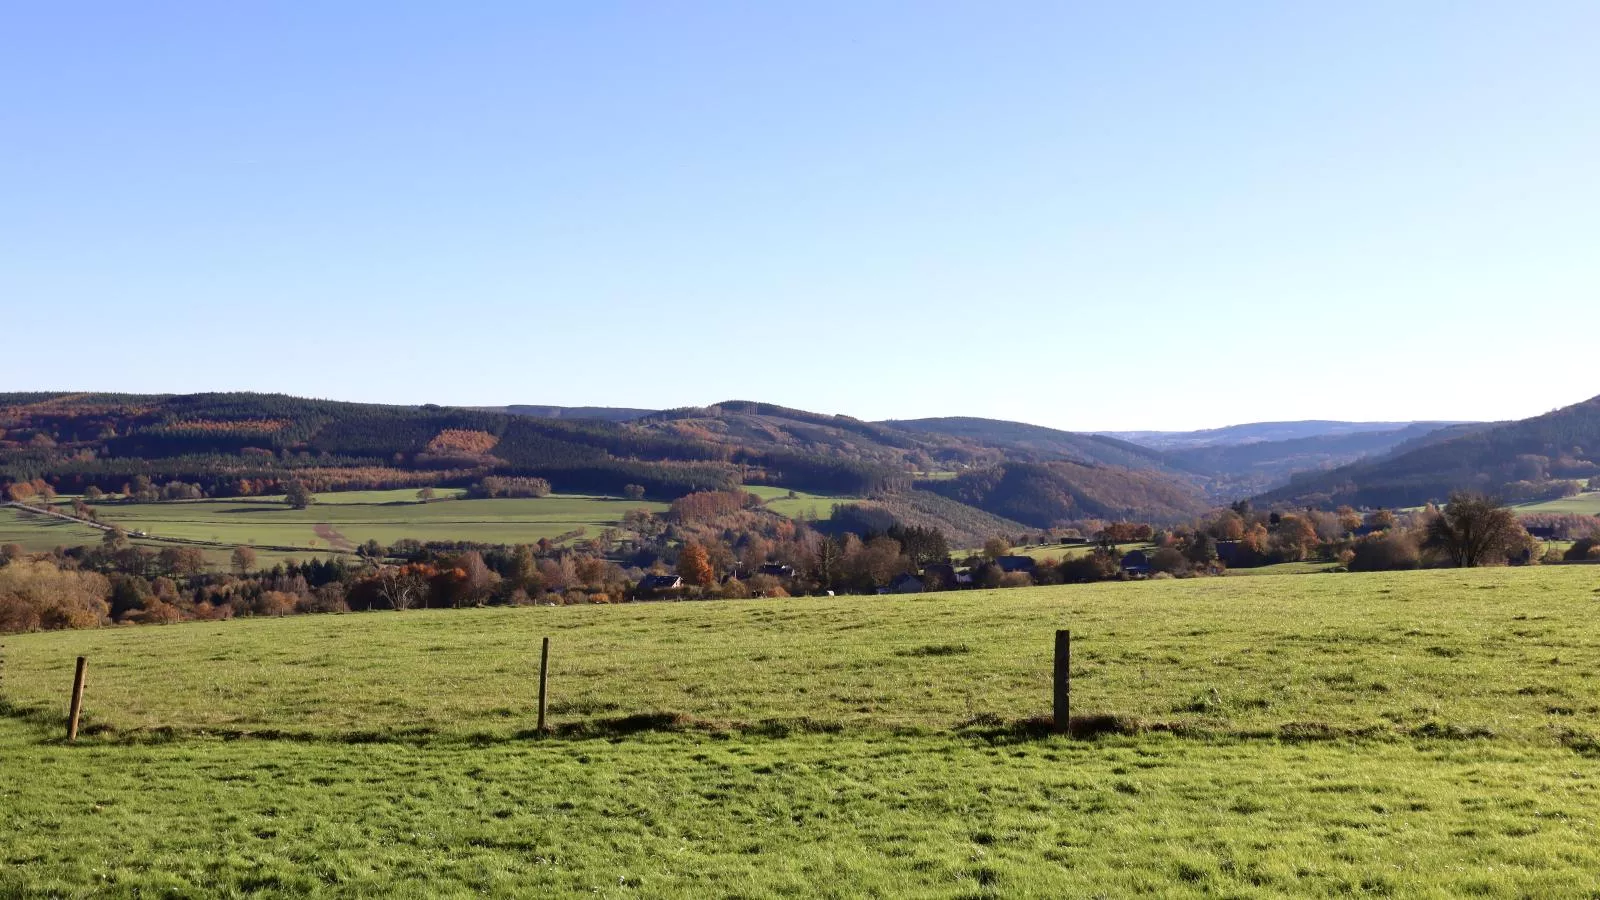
[
  {"x1": 957, "y1": 712, "x2": 1146, "y2": 744},
  {"x1": 9, "y1": 700, "x2": 1532, "y2": 752},
  {"x1": 523, "y1": 712, "x2": 849, "y2": 741},
  {"x1": 0, "y1": 699, "x2": 62, "y2": 730}
]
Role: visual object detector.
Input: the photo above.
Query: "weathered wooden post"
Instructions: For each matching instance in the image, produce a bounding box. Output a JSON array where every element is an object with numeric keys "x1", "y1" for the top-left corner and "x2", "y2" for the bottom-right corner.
[
  {"x1": 67, "y1": 656, "x2": 88, "y2": 742},
  {"x1": 1053, "y1": 630, "x2": 1070, "y2": 735},
  {"x1": 536, "y1": 637, "x2": 550, "y2": 734}
]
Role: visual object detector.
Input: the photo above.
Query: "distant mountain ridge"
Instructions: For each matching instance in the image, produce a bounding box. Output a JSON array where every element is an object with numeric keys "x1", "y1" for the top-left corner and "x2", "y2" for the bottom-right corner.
[
  {"x1": 1101, "y1": 420, "x2": 1470, "y2": 450},
  {"x1": 881, "y1": 416, "x2": 1186, "y2": 473},
  {"x1": 482, "y1": 405, "x2": 657, "y2": 422},
  {"x1": 1255, "y1": 395, "x2": 1600, "y2": 509},
  {"x1": 881, "y1": 415, "x2": 1469, "y2": 499}
]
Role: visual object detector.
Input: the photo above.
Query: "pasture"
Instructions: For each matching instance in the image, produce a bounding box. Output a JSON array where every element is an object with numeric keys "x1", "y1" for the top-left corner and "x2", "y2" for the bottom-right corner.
[
  {"x1": 64, "y1": 490, "x2": 670, "y2": 557},
  {"x1": 1, "y1": 505, "x2": 324, "y2": 570},
  {"x1": 6, "y1": 486, "x2": 855, "y2": 574},
  {"x1": 5, "y1": 567, "x2": 1600, "y2": 896},
  {"x1": 0, "y1": 505, "x2": 104, "y2": 551},
  {"x1": 1516, "y1": 491, "x2": 1600, "y2": 516},
  {"x1": 741, "y1": 485, "x2": 855, "y2": 519}
]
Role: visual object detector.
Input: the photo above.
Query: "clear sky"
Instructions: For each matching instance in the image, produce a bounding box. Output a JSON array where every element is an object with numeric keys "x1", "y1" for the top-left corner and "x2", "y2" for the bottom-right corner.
[{"x1": 3, "y1": 1, "x2": 1596, "y2": 431}]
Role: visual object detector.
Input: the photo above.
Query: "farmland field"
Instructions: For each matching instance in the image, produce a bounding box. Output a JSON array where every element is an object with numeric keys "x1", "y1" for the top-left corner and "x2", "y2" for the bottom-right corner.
[
  {"x1": 0, "y1": 505, "x2": 105, "y2": 550},
  {"x1": 1516, "y1": 491, "x2": 1600, "y2": 516},
  {"x1": 0, "y1": 505, "x2": 327, "y2": 570},
  {"x1": 5, "y1": 567, "x2": 1600, "y2": 896},
  {"x1": 52, "y1": 490, "x2": 670, "y2": 555},
  {"x1": 1006, "y1": 541, "x2": 1148, "y2": 560},
  {"x1": 741, "y1": 485, "x2": 855, "y2": 519}
]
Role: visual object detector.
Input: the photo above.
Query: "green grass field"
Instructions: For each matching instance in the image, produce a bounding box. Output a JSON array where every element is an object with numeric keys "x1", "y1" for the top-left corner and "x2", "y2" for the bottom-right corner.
[
  {"x1": 5, "y1": 487, "x2": 850, "y2": 574},
  {"x1": 5, "y1": 567, "x2": 1600, "y2": 895},
  {"x1": 1516, "y1": 491, "x2": 1600, "y2": 516},
  {"x1": 984, "y1": 541, "x2": 1148, "y2": 561},
  {"x1": 0, "y1": 506, "x2": 334, "y2": 570},
  {"x1": 0, "y1": 505, "x2": 105, "y2": 550},
  {"x1": 52, "y1": 490, "x2": 669, "y2": 556},
  {"x1": 742, "y1": 485, "x2": 855, "y2": 519}
]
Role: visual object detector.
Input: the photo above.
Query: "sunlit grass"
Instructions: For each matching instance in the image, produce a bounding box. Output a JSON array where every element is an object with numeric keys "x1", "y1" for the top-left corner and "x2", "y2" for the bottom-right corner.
[{"x1": 6, "y1": 566, "x2": 1600, "y2": 896}]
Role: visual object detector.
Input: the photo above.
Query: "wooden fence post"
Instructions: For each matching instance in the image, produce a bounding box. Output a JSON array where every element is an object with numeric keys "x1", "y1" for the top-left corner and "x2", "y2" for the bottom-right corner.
[
  {"x1": 536, "y1": 637, "x2": 550, "y2": 734},
  {"x1": 1053, "y1": 630, "x2": 1070, "y2": 734},
  {"x1": 67, "y1": 656, "x2": 88, "y2": 742}
]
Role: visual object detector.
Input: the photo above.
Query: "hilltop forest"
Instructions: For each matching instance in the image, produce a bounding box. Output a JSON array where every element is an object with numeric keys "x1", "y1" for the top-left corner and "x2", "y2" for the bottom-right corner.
[{"x1": 0, "y1": 393, "x2": 1214, "y2": 534}]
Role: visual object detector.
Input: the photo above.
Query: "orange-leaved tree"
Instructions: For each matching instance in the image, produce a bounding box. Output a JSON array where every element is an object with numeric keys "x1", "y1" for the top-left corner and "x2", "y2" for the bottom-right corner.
[{"x1": 676, "y1": 542, "x2": 715, "y2": 586}]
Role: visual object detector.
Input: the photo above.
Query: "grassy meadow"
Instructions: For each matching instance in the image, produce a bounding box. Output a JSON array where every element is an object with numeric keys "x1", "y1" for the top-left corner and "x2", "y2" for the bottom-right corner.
[
  {"x1": 5, "y1": 566, "x2": 1600, "y2": 895},
  {"x1": 1516, "y1": 490, "x2": 1600, "y2": 516},
  {"x1": 6, "y1": 487, "x2": 848, "y2": 570},
  {"x1": 26, "y1": 490, "x2": 671, "y2": 558},
  {"x1": 741, "y1": 485, "x2": 855, "y2": 519},
  {"x1": 0, "y1": 505, "x2": 324, "y2": 570},
  {"x1": 0, "y1": 505, "x2": 104, "y2": 550}
]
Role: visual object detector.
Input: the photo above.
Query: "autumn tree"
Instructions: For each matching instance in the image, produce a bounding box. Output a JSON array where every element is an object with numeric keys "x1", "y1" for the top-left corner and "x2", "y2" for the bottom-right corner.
[
  {"x1": 676, "y1": 542, "x2": 715, "y2": 587},
  {"x1": 231, "y1": 545, "x2": 258, "y2": 575},
  {"x1": 158, "y1": 546, "x2": 207, "y2": 577},
  {"x1": 451, "y1": 551, "x2": 497, "y2": 607},
  {"x1": 284, "y1": 480, "x2": 314, "y2": 510},
  {"x1": 1272, "y1": 514, "x2": 1319, "y2": 561},
  {"x1": 1207, "y1": 510, "x2": 1245, "y2": 541},
  {"x1": 623, "y1": 484, "x2": 646, "y2": 501},
  {"x1": 417, "y1": 487, "x2": 436, "y2": 502},
  {"x1": 1425, "y1": 493, "x2": 1524, "y2": 567},
  {"x1": 982, "y1": 536, "x2": 1012, "y2": 560},
  {"x1": 0, "y1": 560, "x2": 111, "y2": 632}
]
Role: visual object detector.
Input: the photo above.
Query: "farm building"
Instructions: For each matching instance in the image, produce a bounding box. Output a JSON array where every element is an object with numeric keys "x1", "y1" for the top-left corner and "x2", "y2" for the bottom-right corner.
[
  {"x1": 920, "y1": 563, "x2": 958, "y2": 588},
  {"x1": 1120, "y1": 550, "x2": 1152, "y2": 576},
  {"x1": 889, "y1": 573, "x2": 925, "y2": 594},
  {"x1": 995, "y1": 555, "x2": 1036, "y2": 574},
  {"x1": 637, "y1": 574, "x2": 684, "y2": 592}
]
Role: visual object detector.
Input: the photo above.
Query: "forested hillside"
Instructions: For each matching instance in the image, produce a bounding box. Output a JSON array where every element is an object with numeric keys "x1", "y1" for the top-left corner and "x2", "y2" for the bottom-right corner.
[
  {"x1": 887, "y1": 415, "x2": 1467, "y2": 499},
  {"x1": 1102, "y1": 420, "x2": 1462, "y2": 449},
  {"x1": 882, "y1": 416, "x2": 1184, "y2": 472},
  {"x1": 1166, "y1": 422, "x2": 1456, "y2": 497},
  {"x1": 0, "y1": 393, "x2": 1218, "y2": 539},
  {"x1": 487, "y1": 405, "x2": 657, "y2": 422},
  {"x1": 923, "y1": 461, "x2": 1211, "y2": 528},
  {"x1": 1256, "y1": 395, "x2": 1600, "y2": 509}
]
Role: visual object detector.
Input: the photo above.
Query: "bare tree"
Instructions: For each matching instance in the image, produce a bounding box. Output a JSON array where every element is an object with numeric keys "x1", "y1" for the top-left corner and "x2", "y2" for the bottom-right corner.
[
  {"x1": 1425, "y1": 492, "x2": 1523, "y2": 567},
  {"x1": 375, "y1": 566, "x2": 424, "y2": 611}
]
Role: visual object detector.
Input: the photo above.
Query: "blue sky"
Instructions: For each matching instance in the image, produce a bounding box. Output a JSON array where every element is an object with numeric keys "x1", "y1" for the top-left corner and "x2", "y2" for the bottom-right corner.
[{"x1": 3, "y1": 1, "x2": 1596, "y2": 430}]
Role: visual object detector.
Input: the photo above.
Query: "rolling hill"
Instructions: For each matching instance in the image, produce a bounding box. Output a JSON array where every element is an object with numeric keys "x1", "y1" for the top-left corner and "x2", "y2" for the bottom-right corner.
[
  {"x1": 1101, "y1": 419, "x2": 1467, "y2": 449},
  {"x1": 922, "y1": 461, "x2": 1211, "y2": 528},
  {"x1": 886, "y1": 415, "x2": 1470, "y2": 499},
  {"x1": 0, "y1": 394, "x2": 1216, "y2": 545},
  {"x1": 882, "y1": 416, "x2": 1184, "y2": 472},
  {"x1": 1165, "y1": 422, "x2": 1461, "y2": 497},
  {"x1": 1255, "y1": 395, "x2": 1600, "y2": 509},
  {"x1": 486, "y1": 405, "x2": 658, "y2": 422}
]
